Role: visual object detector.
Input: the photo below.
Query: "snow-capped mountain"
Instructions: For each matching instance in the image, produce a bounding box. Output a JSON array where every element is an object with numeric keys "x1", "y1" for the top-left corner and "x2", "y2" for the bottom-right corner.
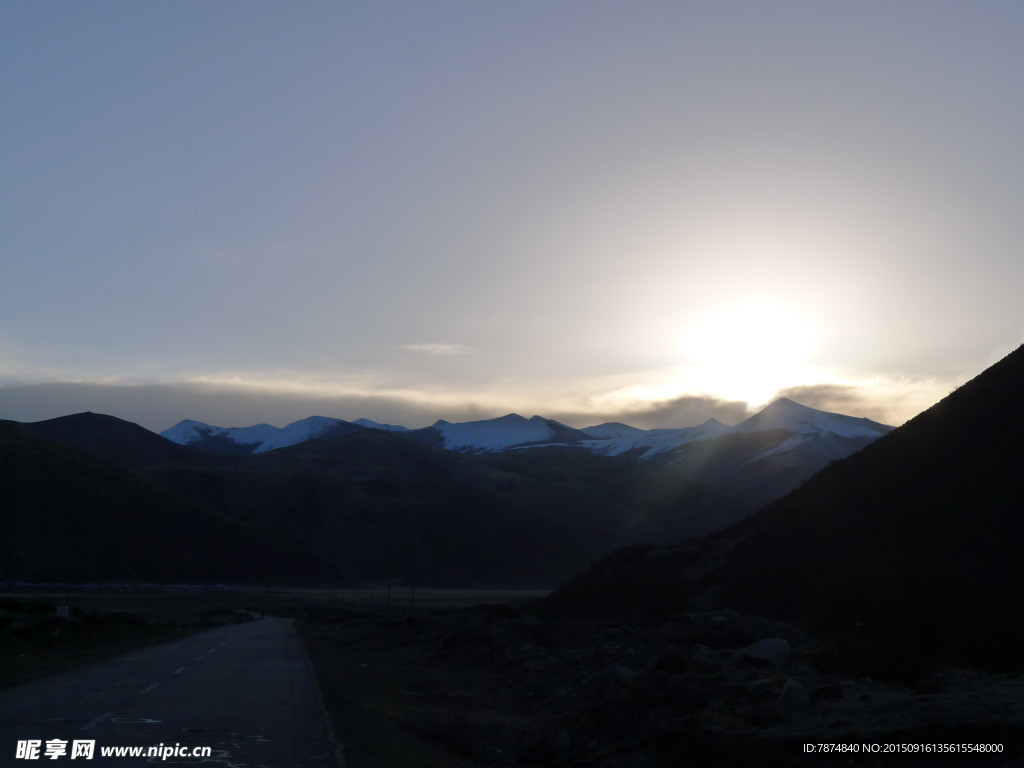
[
  {"x1": 580, "y1": 418, "x2": 734, "y2": 460},
  {"x1": 423, "y1": 414, "x2": 588, "y2": 452},
  {"x1": 161, "y1": 415, "x2": 354, "y2": 454},
  {"x1": 160, "y1": 419, "x2": 281, "y2": 452},
  {"x1": 255, "y1": 416, "x2": 351, "y2": 452},
  {"x1": 579, "y1": 422, "x2": 649, "y2": 440},
  {"x1": 581, "y1": 401, "x2": 892, "y2": 462},
  {"x1": 161, "y1": 399, "x2": 893, "y2": 462},
  {"x1": 733, "y1": 397, "x2": 890, "y2": 439}
]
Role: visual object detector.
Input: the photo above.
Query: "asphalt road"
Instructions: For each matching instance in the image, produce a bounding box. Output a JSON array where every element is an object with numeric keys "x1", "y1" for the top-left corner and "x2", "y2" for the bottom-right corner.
[{"x1": 0, "y1": 618, "x2": 339, "y2": 767}]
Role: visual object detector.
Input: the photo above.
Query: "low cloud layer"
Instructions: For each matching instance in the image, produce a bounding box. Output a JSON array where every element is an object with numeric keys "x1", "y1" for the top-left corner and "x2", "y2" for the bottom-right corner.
[
  {"x1": 551, "y1": 395, "x2": 753, "y2": 430},
  {"x1": 0, "y1": 382, "x2": 478, "y2": 433},
  {"x1": 0, "y1": 370, "x2": 957, "y2": 435},
  {"x1": 2, "y1": 381, "x2": 758, "y2": 434},
  {"x1": 776, "y1": 379, "x2": 950, "y2": 427},
  {"x1": 400, "y1": 343, "x2": 477, "y2": 356}
]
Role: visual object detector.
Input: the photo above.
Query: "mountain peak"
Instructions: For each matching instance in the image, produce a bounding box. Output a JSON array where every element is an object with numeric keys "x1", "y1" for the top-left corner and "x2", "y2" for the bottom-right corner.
[
  {"x1": 431, "y1": 412, "x2": 555, "y2": 452},
  {"x1": 699, "y1": 417, "x2": 728, "y2": 428},
  {"x1": 581, "y1": 421, "x2": 648, "y2": 440},
  {"x1": 497, "y1": 413, "x2": 529, "y2": 423},
  {"x1": 18, "y1": 411, "x2": 193, "y2": 469},
  {"x1": 737, "y1": 398, "x2": 892, "y2": 438},
  {"x1": 763, "y1": 397, "x2": 803, "y2": 409}
]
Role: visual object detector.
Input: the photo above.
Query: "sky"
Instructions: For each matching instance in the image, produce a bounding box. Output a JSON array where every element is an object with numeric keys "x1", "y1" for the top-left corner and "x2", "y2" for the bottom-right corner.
[{"x1": 2, "y1": 1, "x2": 1022, "y2": 433}]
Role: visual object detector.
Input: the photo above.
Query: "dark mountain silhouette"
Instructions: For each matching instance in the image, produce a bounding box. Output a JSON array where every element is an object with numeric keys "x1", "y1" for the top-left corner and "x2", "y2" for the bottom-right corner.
[
  {"x1": 3, "y1": 416, "x2": 647, "y2": 587},
  {"x1": 541, "y1": 345, "x2": 1024, "y2": 671},
  {"x1": 136, "y1": 430, "x2": 644, "y2": 587},
  {"x1": 717, "y1": 344, "x2": 1024, "y2": 669},
  {"x1": 0, "y1": 422, "x2": 324, "y2": 584},
  {"x1": 11, "y1": 412, "x2": 195, "y2": 469}
]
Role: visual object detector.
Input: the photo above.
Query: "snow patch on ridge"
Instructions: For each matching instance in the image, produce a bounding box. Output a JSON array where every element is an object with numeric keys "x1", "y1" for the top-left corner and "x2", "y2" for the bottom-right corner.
[
  {"x1": 432, "y1": 413, "x2": 558, "y2": 452},
  {"x1": 254, "y1": 416, "x2": 343, "y2": 453},
  {"x1": 161, "y1": 419, "x2": 279, "y2": 449},
  {"x1": 162, "y1": 416, "x2": 346, "y2": 452},
  {"x1": 581, "y1": 422, "x2": 648, "y2": 440},
  {"x1": 584, "y1": 418, "x2": 735, "y2": 459},
  {"x1": 353, "y1": 418, "x2": 409, "y2": 432}
]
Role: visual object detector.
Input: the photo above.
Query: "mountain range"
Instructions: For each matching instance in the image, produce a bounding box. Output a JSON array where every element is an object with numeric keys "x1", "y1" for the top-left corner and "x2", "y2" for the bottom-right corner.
[
  {"x1": 159, "y1": 397, "x2": 891, "y2": 460},
  {"x1": 2, "y1": 398, "x2": 891, "y2": 587}
]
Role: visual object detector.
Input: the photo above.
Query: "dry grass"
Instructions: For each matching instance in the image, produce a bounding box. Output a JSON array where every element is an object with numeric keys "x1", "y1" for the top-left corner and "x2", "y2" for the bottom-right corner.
[{"x1": 298, "y1": 609, "x2": 532, "y2": 767}]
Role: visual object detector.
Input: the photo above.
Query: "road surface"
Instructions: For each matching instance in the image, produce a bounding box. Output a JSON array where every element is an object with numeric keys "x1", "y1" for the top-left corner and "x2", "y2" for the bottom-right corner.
[{"x1": 0, "y1": 618, "x2": 339, "y2": 767}]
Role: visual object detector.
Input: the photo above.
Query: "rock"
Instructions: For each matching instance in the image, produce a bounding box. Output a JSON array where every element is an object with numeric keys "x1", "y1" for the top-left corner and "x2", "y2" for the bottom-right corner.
[
  {"x1": 739, "y1": 638, "x2": 790, "y2": 666},
  {"x1": 655, "y1": 650, "x2": 690, "y2": 675},
  {"x1": 691, "y1": 644, "x2": 723, "y2": 668},
  {"x1": 551, "y1": 729, "x2": 572, "y2": 756},
  {"x1": 777, "y1": 677, "x2": 809, "y2": 711},
  {"x1": 747, "y1": 678, "x2": 778, "y2": 696},
  {"x1": 611, "y1": 665, "x2": 638, "y2": 684},
  {"x1": 810, "y1": 683, "x2": 844, "y2": 703}
]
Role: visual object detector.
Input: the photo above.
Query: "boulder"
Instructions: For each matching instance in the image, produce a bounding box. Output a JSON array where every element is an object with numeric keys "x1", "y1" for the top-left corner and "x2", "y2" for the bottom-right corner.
[
  {"x1": 739, "y1": 638, "x2": 790, "y2": 666},
  {"x1": 777, "y1": 677, "x2": 809, "y2": 711}
]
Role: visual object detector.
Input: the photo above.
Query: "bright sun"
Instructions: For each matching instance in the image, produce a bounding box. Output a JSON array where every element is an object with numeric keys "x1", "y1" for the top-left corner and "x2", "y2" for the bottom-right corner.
[{"x1": 680, "y1": 304, "x2": 816, "y2": 406}]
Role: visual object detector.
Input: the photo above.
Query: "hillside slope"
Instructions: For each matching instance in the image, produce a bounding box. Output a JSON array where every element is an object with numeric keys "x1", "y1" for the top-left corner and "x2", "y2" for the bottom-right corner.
[
  {"x1": 13, "y1": 412, "x2": 195, "y2": 469},
  {"x1": 717, "y1": 344, "x2": 1024, "y2": 667},
  {"x1": 543, "y1": 345, "x2": 1024, "y2": 670},
  {"x1": 0, "y1": 422, "x2": 323, "y2": 584},
  {"x1": 138, "y1": 430, "x2": 646, "y2": 588}
]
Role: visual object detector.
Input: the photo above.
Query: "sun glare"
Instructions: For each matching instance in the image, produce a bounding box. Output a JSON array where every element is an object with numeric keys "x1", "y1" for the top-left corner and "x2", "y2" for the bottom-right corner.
[{"x1": 680, "y1": 304, "x2": 817, "y2": 406}]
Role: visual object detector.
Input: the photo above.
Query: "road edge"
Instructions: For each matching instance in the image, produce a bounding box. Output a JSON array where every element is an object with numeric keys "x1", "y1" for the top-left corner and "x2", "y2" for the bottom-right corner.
[{"x1": 293, "y1": 617, "x2": 347, "y2": 768}]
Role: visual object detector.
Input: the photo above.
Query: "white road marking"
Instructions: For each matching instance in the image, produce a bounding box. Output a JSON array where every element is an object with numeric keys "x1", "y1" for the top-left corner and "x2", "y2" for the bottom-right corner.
[
  {"x1": 80, "y1": 712, "x2": 113, "y2": 731},
  {"x1": 173, "y1": 667, "x2": 186, "y2": 674},
  {"x1": 139, "y1": 683, "x2": 159, "y2": 694}
]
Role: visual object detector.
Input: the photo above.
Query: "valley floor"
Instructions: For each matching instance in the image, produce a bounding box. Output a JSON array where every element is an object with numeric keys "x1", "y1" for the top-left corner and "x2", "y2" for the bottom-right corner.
[
  {"x1": 6, "y1": 588, "x2": 1024, "y2": 767},
  {"x1": 300, "y1": 603, "x2": 1024, "y2": 767}
]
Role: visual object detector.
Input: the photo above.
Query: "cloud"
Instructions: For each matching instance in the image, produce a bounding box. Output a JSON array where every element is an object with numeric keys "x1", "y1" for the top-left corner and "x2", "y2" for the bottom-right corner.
[
  {"x1": 0, "y1": 381, "x2": 497, "y2": 433},
  {"x1": 0, "y1": 365, "x2": 956, "y2": 438},
  {"x1": 550, "y1": 394, "x2": 753, "y2": 430},
  {"x1": 400, "y1": 343, "x2": 476, "y2": 356},
  {"x1": 775, "y1": 383, "x2": 874, "y2": 414},
  {"x1": 776, "y1": 377, "x2": 954, "y2": 426},
  {"x1": 0, "y1": 376, "x2": 756, "y2": 435}
]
